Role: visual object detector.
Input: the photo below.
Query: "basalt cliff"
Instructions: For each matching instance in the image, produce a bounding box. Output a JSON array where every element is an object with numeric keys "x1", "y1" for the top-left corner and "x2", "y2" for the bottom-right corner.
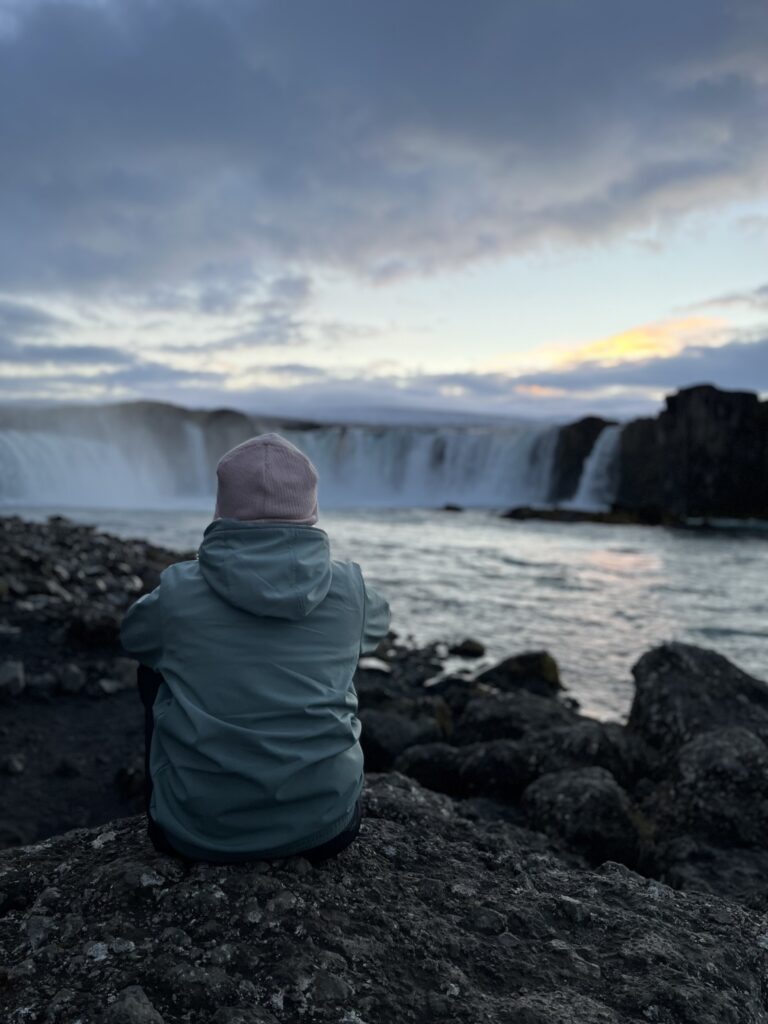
[{"x1": 549, "y1": 383, "x2": 768, "y2": 521}]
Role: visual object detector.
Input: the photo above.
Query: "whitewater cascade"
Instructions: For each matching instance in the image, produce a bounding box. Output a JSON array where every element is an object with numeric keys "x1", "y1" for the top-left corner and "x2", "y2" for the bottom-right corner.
[
  {"x1": 0, "y1": 404, "x2": 628, "y2": 511},
  {"x1": 566, "y1": 424, "x2": 623, "y2": 511},
  {"x1": 0, "y1": 405, "x2": 568, "y2": 510}
]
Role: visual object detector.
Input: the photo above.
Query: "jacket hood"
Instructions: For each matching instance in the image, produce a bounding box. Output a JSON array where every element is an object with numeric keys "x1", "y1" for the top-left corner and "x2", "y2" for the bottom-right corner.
[{"x1": 197, "y1": 519, "x2": 333, "y2": 620}]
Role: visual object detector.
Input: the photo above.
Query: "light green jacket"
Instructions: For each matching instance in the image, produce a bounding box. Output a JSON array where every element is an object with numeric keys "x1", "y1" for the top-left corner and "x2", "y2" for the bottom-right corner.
[{"x1": 120, "y1": 519, "x2": 390, "y2": 859}]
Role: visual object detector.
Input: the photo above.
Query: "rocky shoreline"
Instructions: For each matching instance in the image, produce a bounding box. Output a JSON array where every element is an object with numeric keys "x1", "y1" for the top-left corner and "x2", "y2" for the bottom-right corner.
[{"x1": 3, "y1": 515, "x2": 768, "y2": 1021}]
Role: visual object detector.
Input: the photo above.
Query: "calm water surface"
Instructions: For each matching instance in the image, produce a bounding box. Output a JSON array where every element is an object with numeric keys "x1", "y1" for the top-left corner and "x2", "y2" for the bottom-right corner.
[{"x1": 10, "y1": 505, "x2": 768, "y2": 722}]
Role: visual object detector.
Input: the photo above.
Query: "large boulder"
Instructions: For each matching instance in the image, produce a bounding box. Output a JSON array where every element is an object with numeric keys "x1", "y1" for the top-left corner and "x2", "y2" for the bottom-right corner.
[
  {"x1": 459, "y1": 721, "x2": 636, "y2": 800},
  {"x1": 392, "y1": 742, "x2": 467, "y2": 796},
  {"x1": 627, "y1": 643, "x2": 768, "y2": 760},
  {"x1": 476, "y1": 651, "x2": 565, "y2": 698},
  {"x1": 654, "y1": 836, "x2": 768, "y2": 910},
  {"x1": 2, "y1": 773, "x2": 768, "y2": 1024},
  {"x1": 359, "y1": 708, "x2": 444, "y2": 771},
  {"x1": 396, "y1": 721, "x2": 638, "y2": 801},
  {"x1": 452, "y1": 690, "x2": 582, "y2": 745},
  {"x1": 643, "y1": 727, "x2": 768, "y2": 847},
  {"x1": 522, "y1": 767, "x2": 648, "y2": 868},
  {"x1": 419, "y1": 675, "x2": 497, "y2": 716}
]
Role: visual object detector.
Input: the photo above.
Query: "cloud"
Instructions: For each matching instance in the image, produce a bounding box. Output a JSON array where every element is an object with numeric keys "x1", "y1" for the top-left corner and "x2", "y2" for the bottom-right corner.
[
  {"x1": 0, "y1": 341, "x2": 134, "y2": 365},
  {"x1": 0, "y1": 0, "x2": 766, "y2": 297},
  {"x1": 506, "y1": 334, "x2": 768, "y2": 394},
  {"x1": 3, "y1": 333, "x2": 766, "y2": 421},
  {"x1": 0, "y1": 298, "x2": 68, "y2": 337},
  {"x1": 210, "y1": 313, "x2": 308, "y2": 350},
  {"x1": 212, "y1": 333, "x2": 768, "y2": 419},
  {"x1": 489, "y1": 315, "x2": 725, "y2": 377},
  {"x1": 692, "y1": 281, "x2": 768, "y2": 311},
  {"x1": 0, "y1": 297, "x2": 132, "y2": 365}
]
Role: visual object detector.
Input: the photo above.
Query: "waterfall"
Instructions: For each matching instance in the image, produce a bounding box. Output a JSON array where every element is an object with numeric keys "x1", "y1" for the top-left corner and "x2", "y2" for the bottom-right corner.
[
  {"x1": 0, "y1": 423, "x2": 212, "y2": 508},
  {"x1": 0, "y1": 403, "x2": 562, "y2": 510},
  {"x1": 566, "y1": 424, "x2": 623, "y2": 511}
]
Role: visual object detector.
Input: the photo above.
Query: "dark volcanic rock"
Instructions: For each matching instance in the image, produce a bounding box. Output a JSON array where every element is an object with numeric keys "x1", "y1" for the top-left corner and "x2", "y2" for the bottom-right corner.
[
  {"x1": 359, "y1": 708, "x2": 443, "y2": 771},
  {"x1": 418, "y1": 674, "x2": 495, "y2": 716},
  {"x1": 448, "y1": 637, "x2": 486, "y2": 657},
  {"x1": 548, "y1": 416, "x2": 616, "y2": 503},
  {"x1": 654, "y1": 836, "x2": 768, "y2": 909},
  {"x1": 476, "y1": 650, "x2": 565, "y2": 698},
  {"x1": 3, "y1": 773, "x2": 768, "y2": 1024},
  {"x1": 396, "y1": 720, "x2": 637, "y2": 801},
  {"x1": 522, "y1": 767, "x2": 647, "y2": 868},
  {"x1": 68, "y1": 608, "x2": 123, "y2": 648},
  {"x1": 0, "y1": 515, "x2": 192, "y2": 848},
  {"x1": 0, "y1": 660, "x2": 25, "y2": 697},
  {"x1": 452, "y1": 690, "x2": 581, "y2": 745},
  {"x1": 392, "y1": 742, "x2": 466, "y2": 795},
  {"x1": 644, "y1": 727, "x2": 768, "y2": 847},
  {"x1": 500, "y1": 506, "x2": 680, "y2": 526},
  {"x1": 615, "y1": 383, "x2": 768, "y2": 519},
  {"x1": 627, "y1": 642, "x2": 768, "y2": 760}
]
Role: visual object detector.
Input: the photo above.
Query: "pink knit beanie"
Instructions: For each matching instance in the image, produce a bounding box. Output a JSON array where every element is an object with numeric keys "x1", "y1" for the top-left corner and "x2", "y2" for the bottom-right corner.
[{"x1": 214, "y1": 433, "x2": 319, "y2": 525}]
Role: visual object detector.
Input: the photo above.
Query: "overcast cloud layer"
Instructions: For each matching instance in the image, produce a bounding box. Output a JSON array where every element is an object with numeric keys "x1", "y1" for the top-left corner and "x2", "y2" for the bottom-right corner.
[
  {"x1": 2, "y1": 0, "x2": 767, "y2": 294},
  {"x1": 0, "y1": 0, "x2": 767, "y2": 417}
]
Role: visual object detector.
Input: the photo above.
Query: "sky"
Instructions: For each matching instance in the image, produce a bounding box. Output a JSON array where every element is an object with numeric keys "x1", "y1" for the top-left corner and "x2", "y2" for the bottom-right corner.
[{"x1": 0, "y1": 0, "x2": 767, "y2": 423}]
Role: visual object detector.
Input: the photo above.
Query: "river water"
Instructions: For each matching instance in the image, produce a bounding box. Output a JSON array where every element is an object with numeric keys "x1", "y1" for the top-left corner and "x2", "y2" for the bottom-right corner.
[{"x1": 9, "y1": 504, "x2": 768, "y2": 723}]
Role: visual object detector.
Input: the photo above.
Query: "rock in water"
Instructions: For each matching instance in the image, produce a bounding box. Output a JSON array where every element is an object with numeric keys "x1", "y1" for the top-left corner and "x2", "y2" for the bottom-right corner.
[
  {"x1": 476, "y1": 650, "x2": 564, "y2": 697},
  {"x1": 627, "y1": 642, "x2": 768, "y2": 758},
  {"x1": 448, "y1": 638, "x2": 486, "y2": 657},
  {"x1": 1, "y1": 774, "x2": 768, "y2": 1024}
]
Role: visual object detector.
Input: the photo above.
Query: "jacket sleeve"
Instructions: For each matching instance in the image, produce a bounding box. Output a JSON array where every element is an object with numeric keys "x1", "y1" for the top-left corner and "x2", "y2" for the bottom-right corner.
[
  {"x1": 360, "y1": 578, "x2": 391, "y2": 655},
  {"x1": 120, "y1": 587, "x2": 163, "y2": 669}
]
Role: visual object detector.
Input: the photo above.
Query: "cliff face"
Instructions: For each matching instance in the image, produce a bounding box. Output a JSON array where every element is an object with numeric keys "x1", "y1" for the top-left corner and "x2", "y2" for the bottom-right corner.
[
  {"x1": 614, "y1": 384, "x2": 768, "y2": 519},
  {"x1": 547, "y1": 416, "x2": 615, "y2": 503}
]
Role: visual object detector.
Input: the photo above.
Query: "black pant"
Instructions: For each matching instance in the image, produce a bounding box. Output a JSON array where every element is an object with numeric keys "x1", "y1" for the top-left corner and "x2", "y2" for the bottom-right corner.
[{"x1": 137, "y1": 665, "x2": 362, "y2": 864}]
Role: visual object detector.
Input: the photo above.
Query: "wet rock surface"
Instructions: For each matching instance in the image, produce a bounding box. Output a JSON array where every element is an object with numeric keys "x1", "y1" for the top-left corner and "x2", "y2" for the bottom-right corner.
[{"x1": 3, "y1": 773, "x2": 768, "y2": 1024}]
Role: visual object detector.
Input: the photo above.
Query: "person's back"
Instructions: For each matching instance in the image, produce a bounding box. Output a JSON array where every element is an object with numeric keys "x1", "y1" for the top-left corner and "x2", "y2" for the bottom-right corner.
[{"x1": 121, "y1": 433, "x2": 390, "y2": 862}]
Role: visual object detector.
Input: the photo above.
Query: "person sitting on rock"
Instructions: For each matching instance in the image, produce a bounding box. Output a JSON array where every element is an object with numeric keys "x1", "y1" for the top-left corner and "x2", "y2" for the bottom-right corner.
[{"x1": 120, "y1": 432, "x2": 390, "y2": 864}]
